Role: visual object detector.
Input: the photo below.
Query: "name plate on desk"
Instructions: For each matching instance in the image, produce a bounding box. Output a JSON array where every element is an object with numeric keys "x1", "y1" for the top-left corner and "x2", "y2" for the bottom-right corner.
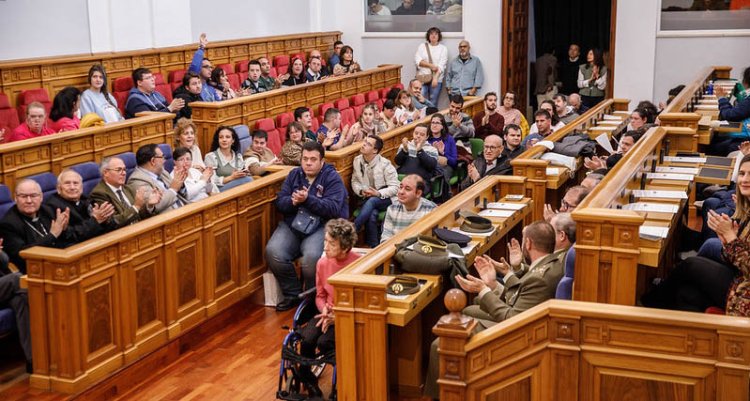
[
  {"x1": 633, "y1": 190, "x2": 688, "y2": 200},
  {"x1": 655, "y1": 166, "x2": 700, "y2": 175},
  {"x1": 646, "y1": 173, "x2": 695, "y2": 181},
  {"x1": 663, "y1": 156, "x2": 707, "y2": 164},
  {"x1": 623, "y1": 202, "x2": 679, "y2": 213}
]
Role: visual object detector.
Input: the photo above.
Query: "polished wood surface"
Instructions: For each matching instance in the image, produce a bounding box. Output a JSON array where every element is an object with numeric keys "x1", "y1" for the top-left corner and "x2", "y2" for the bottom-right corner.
[
  {"x1": 190, "y1": 64, "x2": 403, "y2": 152},
  {"x1": 19, "y1": 168, "x2": 289, "y2": 394},
  {"x1": 329, "y1": 175, "x2": 531, "y2": 400},
  {"x1": 435, "y1": 298, "x2": 750, "y2": 401},
  {"x1": 511, "y1": 98, "x2": 630, "y2": 221},
  {"x1": 0, "y1": 112, "x2": 173, "y2": 191},
  {"x1": 0, "y1": 32, "x2": 342, "y2": 108}
]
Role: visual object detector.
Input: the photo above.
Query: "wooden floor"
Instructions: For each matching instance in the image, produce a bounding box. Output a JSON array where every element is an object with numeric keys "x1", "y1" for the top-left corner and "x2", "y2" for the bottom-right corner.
[{"x1": 0, "y1": 302, "x2": 431, "y2": 401}]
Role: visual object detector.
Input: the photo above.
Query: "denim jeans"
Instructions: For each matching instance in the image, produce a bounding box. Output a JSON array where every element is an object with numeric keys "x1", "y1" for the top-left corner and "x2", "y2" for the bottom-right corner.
[
  {"x1": 697, "y1": 238, "x2": 725, "y2": 263},
  {"x1": 265, "y1": 221, "x2": 325, "y2": 298},
  {"x1": 219, "y1": 176, "x2": 253, "y2": 192},
  {"x1": 354, "y1": 197, "x2": 391, "y2": 247},
  {"x1": 422, "y1": 81, "x2": 443, "y2": 108}
]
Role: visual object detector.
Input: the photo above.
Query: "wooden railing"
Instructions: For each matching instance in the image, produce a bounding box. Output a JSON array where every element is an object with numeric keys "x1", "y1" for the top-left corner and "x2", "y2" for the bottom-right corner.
[
  {"x1": 434, "y1": 293, "x2": 750, "y2": 401},
  {"x1": 659, "y1": 66, "x2": 732, "y2": 144},
  {"x1": 0, "y1": 112, "x2": 174, "y2": 190},
  {"x1": 189, "y1": 64, "x2": 402, "y2": 152},
  {"x1": 0, "y1": 32, "x2": 342, "y2": 108},
  {"x1": 511, "y1": 98, "x2": 630, "y2": 221},
  {"x1": 20, "y1": 168, "x2": 289, "y2": 393},
  {"x1": 329, "y1": 175, "x2": 530, "y2": 400}
]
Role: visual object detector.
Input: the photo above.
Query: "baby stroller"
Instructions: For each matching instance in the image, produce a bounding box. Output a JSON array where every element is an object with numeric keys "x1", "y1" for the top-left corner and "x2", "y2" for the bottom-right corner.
[{"x1": 277, "y1": 287, "x2": 337, "y2": 400}]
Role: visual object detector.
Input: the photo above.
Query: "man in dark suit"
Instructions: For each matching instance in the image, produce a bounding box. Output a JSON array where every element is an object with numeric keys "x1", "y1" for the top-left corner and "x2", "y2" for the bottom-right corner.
[
  {"x1": 127, "y1": 144, "x2": 188, "y2": 214},
  {"x1": 0, "y1": 179, "x2": 73, "y2": 274},
  {"x1": 460, "y1": 134, "x2": 511, "y2": 189},
  {"x1": 90, "y1": 156, "x2": 158, "y2": 227},
  {"x1": 0, "y1": 246, "x2": 32, "y2": 372},
  {"x1": 44, "y1": 169, "x2": 115, "y2": 241}
]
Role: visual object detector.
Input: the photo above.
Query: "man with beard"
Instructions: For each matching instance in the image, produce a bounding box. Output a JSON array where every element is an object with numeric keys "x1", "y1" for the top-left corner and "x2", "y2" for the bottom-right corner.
[
  {"x1": 472, "y1": 92, "x2": 505, "y2": 140},
  {"x1": 172, "y1": 72, "x2": 203, "y2": 120},
  {"x1": 446, "y1": 40, "x2": 484, "y2": 97}
]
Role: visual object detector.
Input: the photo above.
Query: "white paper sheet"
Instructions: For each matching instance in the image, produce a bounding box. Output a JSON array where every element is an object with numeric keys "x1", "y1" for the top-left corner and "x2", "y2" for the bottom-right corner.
[
  {"x1": 451, "y1": 227, "x2": 495, "y2": 237},
  {"x1": 663, "y1": 156, "x2": 707, "y2": 164},
  {"x1": 639, "y1": 226, "x2": 669, "y2": 240},
  {"x1": 546, "y1": 167, "x2": 560, "y2": 175},
  {"x1": 646, "y1": 173, "x2": 695, "y2": 181},
  {"x1": 595, "y1": 133, "x2": 615, "y2": 155},
  {"x1": 622, "y1": 203, "x2": 679, "y2": 213},
  {"x1": 654, "y1": 166, "x2": 700, "y2": 175},
  {"x1": 602, "y1": 114, "x2": 622, "y2": 120},
  {"x1": 632, "y1": 190, "x2": 688, "y2": 200},
  {"x1": 478, "y1": 209, "x2": 515, "y2": 218},
  {"x1": 486, "y1": 202, "x2": 527, "y2": 210}
]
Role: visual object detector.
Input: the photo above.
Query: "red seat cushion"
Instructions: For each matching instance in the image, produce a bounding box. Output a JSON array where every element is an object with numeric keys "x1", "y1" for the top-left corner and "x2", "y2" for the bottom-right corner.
[
  {"x1": 218, "y1": 63, "x2": 234, "y2": 75},
  {"x1": 290, "y1": 52, "x2": 306, "y2": 64},
  {"x1": 366, "y1": 90, "x2": 379, "y2": 103},
  {"x1": 341, "y1": 108, "x2": 356, "y2": 128},
  {"x1": 235, "y1": 60, "x2": 249, "y2": 73},
  {"x1": 334, "y1": 98, "x2": 350, "y2": 111},
  {"x1": 269, "y1": 67, "x2": 278, "y2": 79},
  {"x1": 113, "y1": 77, "x2": 134, "y2": 92},
  {"x1": 0, "y1": 93, "x2": 20, "y2": 131},
  {"x1": 350, "y1": 93, "x2": 365, "y2": 107},
  {"x1": 276, "y1": 112, "x2": 294, "y2": 130},
  {"x1": 705, "y1": 306, "x2": 725, "y2": 315},
  {"x1": 227, "y1": 73, "x2": 241, "y2": 91},
  {"x1": 168, "y1": 70, "x2": 186, "y2": 84},
  {"x1": 353, "y1": 104, "x2": 365, "y2": 119},
  {"x1": 318, "y1": 103, "x2": 334, "y2": 117},
  {"x1": 255, "y1": 118, "x2": 282, "y2": 154},
  {"x1": 16, "y1": 88, "x2": 52, "y2": 120},
  {"x1": 273, "y1": 55, "x2": 289, "y2": 70},
  {"x1": 310, "y1": 117, "x2": 320, "y2": 133},
  {"x1": 393, "y1": 83, "x2": 404, "y2": 90},
  {"x1": 379, "y1": 88, "x2": 390, "y2": 100}
]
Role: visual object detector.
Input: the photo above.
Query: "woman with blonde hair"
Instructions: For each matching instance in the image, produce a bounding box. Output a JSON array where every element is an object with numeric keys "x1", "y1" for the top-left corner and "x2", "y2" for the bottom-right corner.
[
  {"x1": 350, "y1": 103, "x2": 387, "y2": 140},
  {"x1": 173, "y1": 118, "x2": 205, "y2": 170}
]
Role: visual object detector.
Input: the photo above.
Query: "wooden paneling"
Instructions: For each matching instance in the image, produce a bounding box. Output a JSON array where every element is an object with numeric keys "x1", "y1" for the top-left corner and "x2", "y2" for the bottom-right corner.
[
  {"x1": 0, "y1": 32, "x2": 342, "y2": 108},
  {"x1": 21, "y1": 169, "x2": 288, "y2": 394}
]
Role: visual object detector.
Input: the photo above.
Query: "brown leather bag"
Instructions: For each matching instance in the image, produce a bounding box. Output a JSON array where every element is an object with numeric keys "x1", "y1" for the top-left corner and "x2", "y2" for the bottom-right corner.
[{"x1": 415, "y1": 43, "x2": 434, "y2": 84}]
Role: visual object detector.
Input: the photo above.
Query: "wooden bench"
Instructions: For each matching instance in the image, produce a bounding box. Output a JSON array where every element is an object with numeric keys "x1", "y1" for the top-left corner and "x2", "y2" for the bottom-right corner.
[
  {"x1": 0, "y1": 112, "x2": 174, "y2": 190},
  {"x1": 189, "y1": 64, "x2": 403, "y2": 151},
  {"x1": 433, "y1": 293, "x2": 750, "y2": 401},
  {"x1": 19, "y1": 168, "x2": 289, "y2": 394},
  {"x1": 328, "y1": 175, "x2": 531, "y2": 400},
  {"x1": 511, "y1": 98, "x2": 630, "y2": 221},
  {"x1": 0, "y1": 32, "x2": 342, "y2": 108}
]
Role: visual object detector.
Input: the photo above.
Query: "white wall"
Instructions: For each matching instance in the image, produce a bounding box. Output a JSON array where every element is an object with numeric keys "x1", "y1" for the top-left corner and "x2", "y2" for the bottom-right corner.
[
  {"x1": 613, "y1": 0, "x2": 659, "y2": 107},
  {"x1": 190, "y1": 0, "x2": 311, "y2": 41}
]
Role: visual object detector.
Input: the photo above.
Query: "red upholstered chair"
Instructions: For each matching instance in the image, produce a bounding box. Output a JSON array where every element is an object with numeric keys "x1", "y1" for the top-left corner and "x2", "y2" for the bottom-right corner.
[
  {"x1": 269, "y1": 67, "x2": 278, "y2": 78},
  {"x1": 379, "y1": 87, "x2": 390, "y2": 100},
  {"x1": 276, "y1": 112, "x2": 294, "y2": 130},
  {"x1": 168, "y1": 69, "x2": 186, "y2": 92},
  {"x1": 16, "y1": 88, "x2": 52, "y2": 120},
  {"x1": 226, "y1": 73, "x2": 241, "y2": 91},
  {"x1": 365, "y1": 90, "x2": 379, "y2": 104},
  {"x1": 218, "y1": 64, "x2": 234, "y2": 75},
  {"x1": 112, "y1": 77, "x2": 134, "y2": 115},
  {"x1": 290, "y1": 52, "x2": 306, "y2": 64},
  {"x1": 0, "y1": 93, "x2": 20, "y2": 133},
  {"x1": 350, "y1": 93, "x2": 366, "y2": 119},
  {"x1": 705, "y1": 307, "x2": 725, "y2": 315},
  {"x1": 341, "y1": 108, "x2": 356, "y2": 128},
  {"x1": 255, "y1": 118, "x2": 282, "y2": 154},
  {"x1": 393, "y1": 83, "x2": 404, "y2": 90},
  {"x1": 235, "y1": 60, "x2": 249, "y2": 74},
  {"x1": 310, "y1": 116, "x2": 320, "y2": 133},
  {"x1": 153, "y1": 73, "x2": 173, "y2": 103},
  {"x1": 334, "y1": 98, "x2": 350, "y2": 112},
  {"x1": 318, "y1": 102, "x2": 334, "y2": 118},
  {"x1": 273, "y1": 55, "x2": 289, "y2": 72}
]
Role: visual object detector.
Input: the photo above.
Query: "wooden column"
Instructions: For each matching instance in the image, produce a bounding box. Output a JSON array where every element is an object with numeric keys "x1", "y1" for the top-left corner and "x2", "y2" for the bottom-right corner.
[
  {"x1": 512, "y1": 159, "x2": 548, "y2": 221},
  {"x1": 434, "y1": 289, "x2": 476, "y2": 401}
]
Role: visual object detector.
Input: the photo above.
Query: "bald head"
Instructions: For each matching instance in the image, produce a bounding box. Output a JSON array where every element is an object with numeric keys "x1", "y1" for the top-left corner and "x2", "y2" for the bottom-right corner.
[
  {"x1": 569, "y1": 93, "x2": 582, "y2": 111},
  {"x1": 483, "y1": 134, "x2": 504, "y2": 162},
  {"x1": 15, "y1": 179, "x2": 43, "y2": 217},
  {"x1": 57, "y1": 169, "x2": 84, "y2": 202}
]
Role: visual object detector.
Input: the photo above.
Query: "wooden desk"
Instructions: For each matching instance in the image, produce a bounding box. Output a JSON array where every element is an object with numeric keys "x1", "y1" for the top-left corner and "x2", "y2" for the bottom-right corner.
[{"x1": 329, "y1": 175, "x2": 530, "y2": 401}]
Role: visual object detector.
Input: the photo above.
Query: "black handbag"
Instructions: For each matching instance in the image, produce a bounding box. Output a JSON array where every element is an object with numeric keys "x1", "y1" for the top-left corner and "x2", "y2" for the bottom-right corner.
[
  {"x1": 291, "y1": 207, "x2": 321, "y2": 234},
  {"x1": 393, "y1": 236, "x2": 468, "y2": 287}
]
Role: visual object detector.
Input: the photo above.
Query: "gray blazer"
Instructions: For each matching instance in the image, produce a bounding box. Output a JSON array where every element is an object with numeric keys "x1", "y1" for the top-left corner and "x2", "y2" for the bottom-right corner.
[{"x1": 127, "y1": 167, "x2": 188, "y2": 214}]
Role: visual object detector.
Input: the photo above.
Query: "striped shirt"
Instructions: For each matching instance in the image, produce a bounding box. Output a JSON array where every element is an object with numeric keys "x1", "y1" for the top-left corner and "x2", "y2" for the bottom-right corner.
[{"x1": 380, "y1": 198, "x2": 437, "y2": 243}]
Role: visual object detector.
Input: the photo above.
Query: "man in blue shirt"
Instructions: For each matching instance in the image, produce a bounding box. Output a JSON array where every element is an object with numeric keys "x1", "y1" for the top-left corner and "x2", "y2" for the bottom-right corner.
[
  {"x1": 446, "y1": 40, "x2": 484, "y2": 97},
  {"x1": 187, "y1": 33, "x2": 222, "y2": 102}
]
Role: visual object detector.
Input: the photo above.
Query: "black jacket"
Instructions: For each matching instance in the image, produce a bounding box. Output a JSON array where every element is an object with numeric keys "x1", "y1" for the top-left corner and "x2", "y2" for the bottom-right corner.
[
  {"x1": 0, "y1": 205, "x2": 74, "y2": 273},
  {"x1": 172, "y1": 86, "x2": 203, "y2": 121},
  {"x1": 461, "y1": 155, "x2": 512, "y2": 189},
  {"x1": 44, "y1": 193, "x2": 109, "y2": 242}
]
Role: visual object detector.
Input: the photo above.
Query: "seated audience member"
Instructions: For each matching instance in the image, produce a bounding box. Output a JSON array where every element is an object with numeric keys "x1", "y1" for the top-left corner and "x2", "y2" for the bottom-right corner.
[
  {"x1": 552, "y1": 93, "x2": 579, "y2": 124},
  {"x1": 425, "y1": 220, "x2": 563, "y2": 398},
  {"x1": 380, "y1": 174, "x2": 437, "y2": 243},
  {"x1": 529, "y1": 100, "x2": 565, "y2": 135},
  {"x1": 305, "y1": 56, "x2": 327, "y2": 82},
  {"x1": 0, "y1": 179, "x2": 73, "y2": 273},
  {"x1": 352, "y1": 135, "x2": 400, "y2": 247},
  {"x1": 7, "y1": 102, "x2": 54, "y2": 143},
  {"x1": 408, "y1": 79, "x2": 435, "y2": 110},
  {"x1": 328, "y1": 41, "x2": 344, "y2": 75},
  {"x1": 266, "y1": 141, "x2": 348, "y2": 311},
  {"x1": 395, "y1": 124, "x2": 439, "y2": 184},
  {"x1": 584, "y1": 130, "x2": 640, "y2": 173},
  {"x1": 461, "y1": 134, "x2": 510, "y2": 188},
  {"x1": 91, "y1": 156, "x2": 158, "y2": 227},
  {"x1": 394, "y1": 0, "x2": 425, "y2": 14},
  {"x1": 446, "y1": 40, "x2": 483, "y2": 97},
  {"x1": 642, "y1": 156, "x2": 750, "y2": 316},
  {"x1": 45, "y1": 169, "x2": 115, "y2": 240},
  {"x1": 257, "y1": 56, "x2": 278, "y2": 90},
  {"x1": 172, "y1": 72, "x2": 203, "y2": 120},
  {"x1": 568, "y1": 93, "x2": 589, "y2": 114},
  {"x1": 244, "y1": 130, "x2": 279, "y2": 175},
  {"x1": 580, "y1": 172, "x2": 604, "y2": 189},
  {"x1": 379, "y1": 99, "x2": 398, "y2": 131},
  {"x1": 351, "y1": 103, "x2": 387, "y2": 139},
  {"x1": 173, "y1": 118, "x2": 205, "y2": 170},
  {"x1": 318, "y1": 108, "x2": 354, "y2": 150},
  {"x1": 637, "y1": 100, "x2": 659, "y2": 123},
  {"x1": 187, "y1": 33, "x2": 221, "y2": 102},
  {"x1": 473, "y1": 92, "x2": 505, "y2": 140},
  {"x1": 502, "y1": 124, "x2": 524, "y2": 160},
  {"x1": 125, "y1": 67, "x2": 184, "y2": 119},
  {"x1": 203, "y1": 126, "x2": 252, "y2": 191},
  {"x1": 628, "y1": 108, "x2": 649, "y2": 132},
  {"x1": 446, "y1": 94, "x2": 475, "y2": 143},
  {"x1": 241, "y1": 59, "x2": 272, "y2": 94},
  {"x1": 49, "y1": 87, "x2": 82, "y2": 132},
  {"x1": 394, "y1": 90, "x2": 424, "y2": 126},
  {"x1": 294, "y1": 106, "x2": 317, "y2": 142},
  {"x1": 172, "y1": 147, "x2": 218, "y2": 202},
  {"x1": 80, "y1": 64, "x2": 123, "y2": 123},
  {"x1": 550, "y1": 212, "x2": 575, "y2": 257},
  {"x1": 427, "y1": 113, "x2": 458, "y2": 179},
  {"x1": 280, "y1": 57, "x2": 308, "y2": 87},
  {"x1": 0, "y1": 254, "x2": 32, "y2": 373},
  {"x1": 544, "y1": 185, "x2": 590, "y2": 222},
  {"x1": 426, "y1": 0, "x2": 448, "y2": 14},
  {"x1": 127, "y1": 144, "x2": 188, "y2": 213},
  {"x1": 522, "y1": 109, "x2": 554, "y2": 148},
  {"x1": 297, "y1": 218, "x2": 360, "y2": 397},
  {"x1": 208, "y1": 67, "x2": 237, "y2": 100},
  {"x1": 332, "y1": 46, "x2": 362, "y2": 76},
  {"x1": 281, "y1": 122, "x2": 312, "y2": 166},
  {"x1": 498, "y1": 91, "x2": 523, "y2": 126},
  {"x1": 368, "y1": 0, "x2": 392, "y2": 15}
]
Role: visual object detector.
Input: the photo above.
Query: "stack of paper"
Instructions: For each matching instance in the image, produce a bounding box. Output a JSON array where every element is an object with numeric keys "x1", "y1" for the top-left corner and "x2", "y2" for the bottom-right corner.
[
  {"x1": 663, "y1": 156, "x2": 707, "y2": 164},
  {"x1": 478, "y1": 209, "x2": 515, "y2": 218},
  {"x1": 654, "y1": 166, "x2": 700, "y2": 175},
  {"x1": 632, "y1": 190, "x2": 688, "y2": 200},
  {"x1": 623, "y1": 203, "x2": 679, "y2": 213},
  {"x1": 486, "y1": 202, "x2": 526, "y2": 210},
  {"x1": 639, "y1": 226, "x2": 669, "y2": 240},
  {"x1": 546, "y1": 167, "x2": 560, "y2": 176},
  {"x1": 646, "y1": 172, "x2": 695, "y2": 181}
]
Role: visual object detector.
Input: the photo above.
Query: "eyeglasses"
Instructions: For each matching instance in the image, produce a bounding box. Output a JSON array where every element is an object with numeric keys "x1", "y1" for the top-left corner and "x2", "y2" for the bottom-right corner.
[
  {"x1": 561, "y1": 199, "x2": 576, "y2": 210},
  {"x1": 152, "y1": 155, "x2": 165, "y2": 159},
  {"x1": 106, "y1": 167, "x2": 127, "y2": 173},
  {"x1": 16, "y1": 193, "x2": 42, "y2": 200},
  {"x1": 459, "y1": 45, "x2": 469, "y2": 48},
  {"x1": 484, "y1": 145, "x2": 500, "y2": 151}
]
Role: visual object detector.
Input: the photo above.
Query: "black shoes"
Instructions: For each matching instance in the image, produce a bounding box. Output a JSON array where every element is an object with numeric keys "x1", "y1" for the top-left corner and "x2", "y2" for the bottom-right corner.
[{"x1": 276, "y1": 297, "x2": 301, "y2": 312}]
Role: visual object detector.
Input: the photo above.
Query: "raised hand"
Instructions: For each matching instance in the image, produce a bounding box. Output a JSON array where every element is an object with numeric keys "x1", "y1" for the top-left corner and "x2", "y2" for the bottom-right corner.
[
  {"x1": 170, "y1": 169, "x2": 188, "y2": 191},
  {"x1": 201, "y1": 166, "x2": 214, "y2": 181},
  {"x1": 50, "y1": 208, "x2": 70, "y2": 237},
  {"x1": 507, "y1": 238, "x2": 523, "y2": 269},
  {"x1": 454, "y1": 274, "x2": 486, "y2": 294},
  {"x1": 199, "y1": 33, "x2": 208, "y2": 48},
  {"x1": 468, "y1": 163, "x2": 480, "y2": 182},
  {"x1": 543, "y1": 203, "x2": 558, "y2": 222},
  {"x1": 739, "y1": 141, "x2": 750, "y2": 156},
  {"x1": 147, "y1": 189, "x2": 163, "y2": 206},
  {"x1": 92, "y1": 202, "x2": 115, "y2": 223},
  {"x1": 168, "y1": 98, "x2": 185, "y2": 112},
  {"x1": 473, "y1": 255, "x2": 498, "y2": 290}
]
